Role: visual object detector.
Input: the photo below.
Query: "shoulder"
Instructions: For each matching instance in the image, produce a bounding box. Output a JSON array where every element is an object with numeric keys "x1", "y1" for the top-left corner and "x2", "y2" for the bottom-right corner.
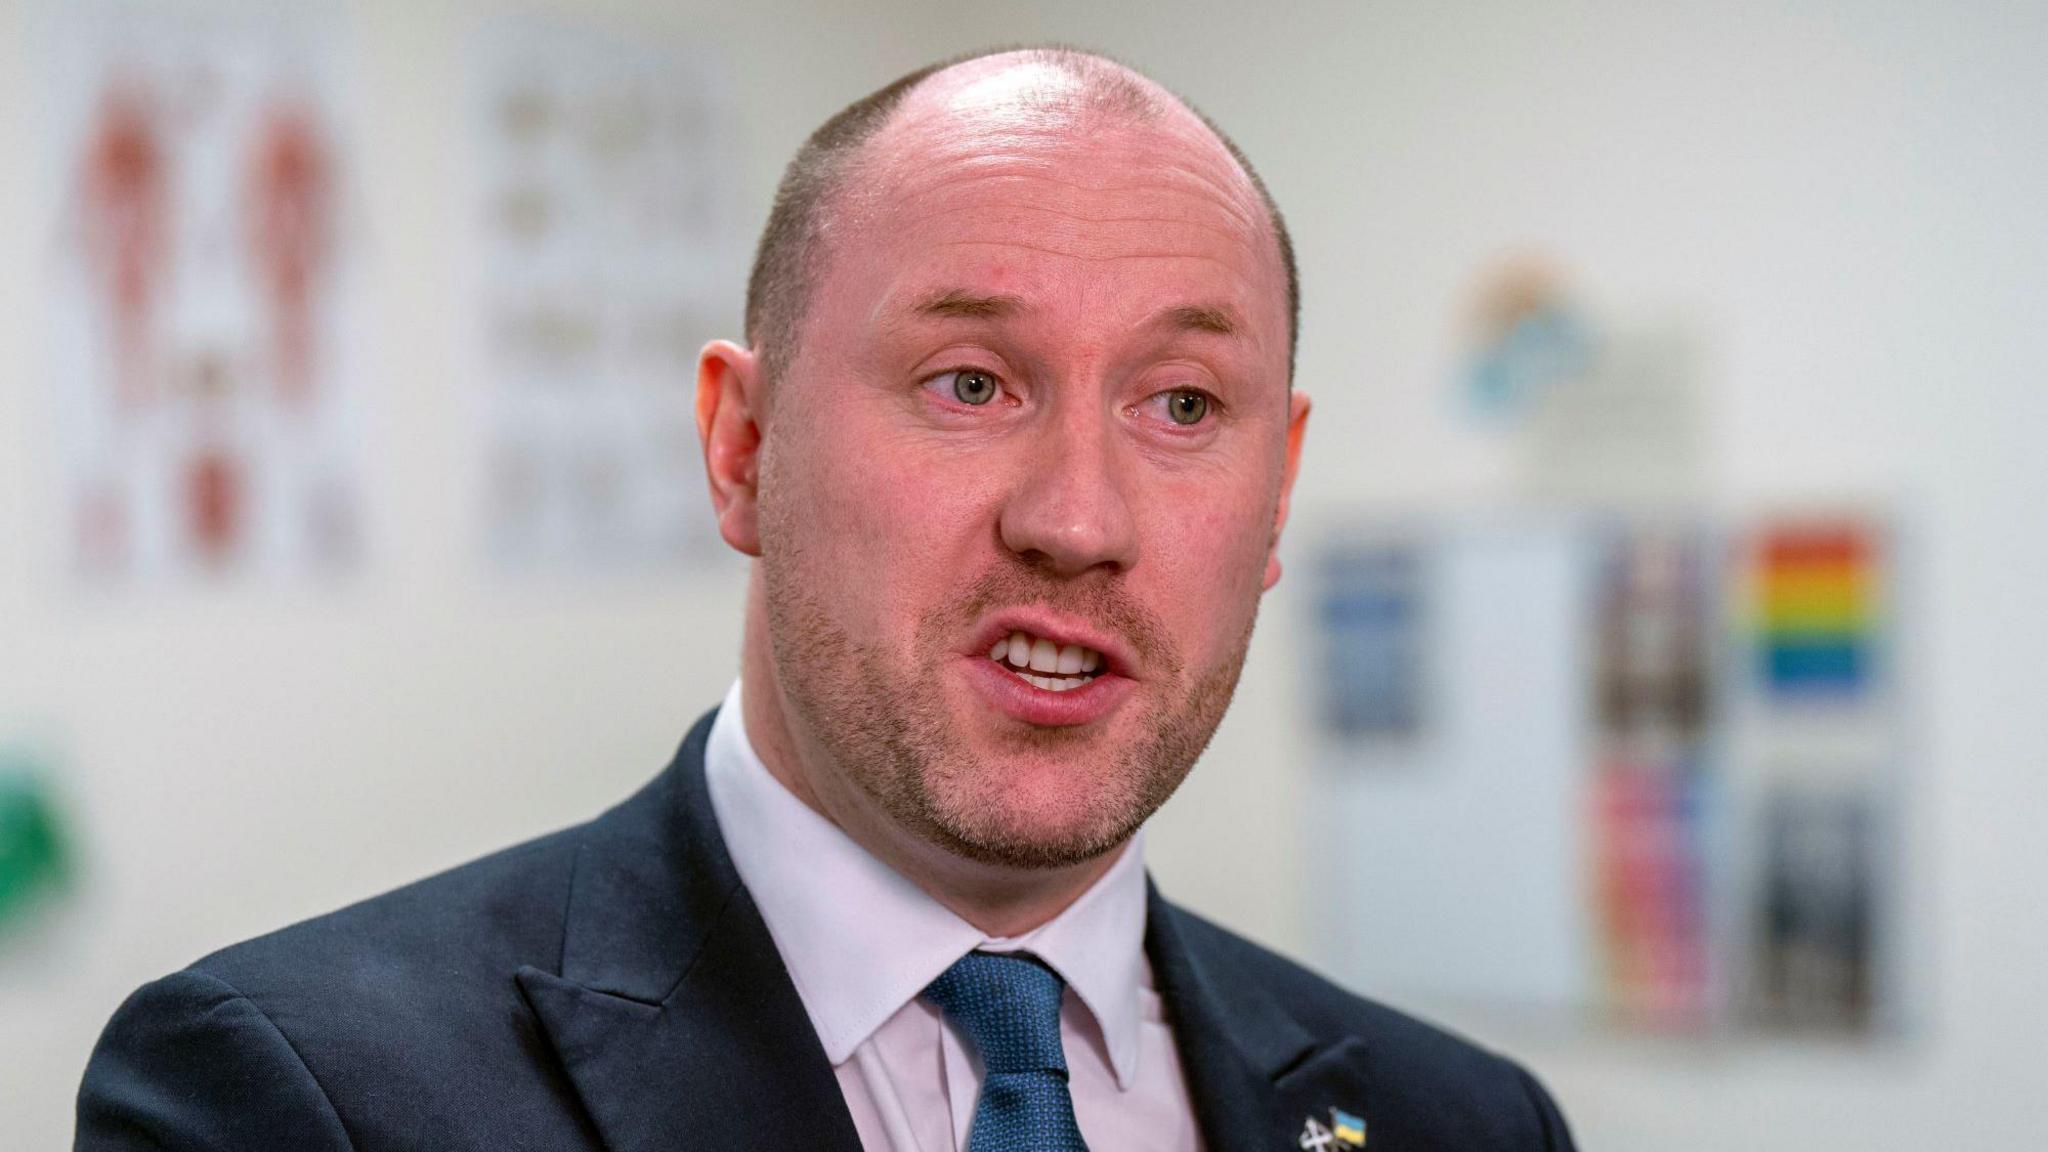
[
  {"x1": 191, "y1": 819, "x2": 584, "y2": 1007},
  {"x1": 1159, "y1": 902, "x2": 1575, "y2": 1149},
  {"x1": 80, "y1": 720, "x2": 728, "y2": 1148},
  {"x1": 80, "y1": 820, "x2": 593, "y2": 1148}
]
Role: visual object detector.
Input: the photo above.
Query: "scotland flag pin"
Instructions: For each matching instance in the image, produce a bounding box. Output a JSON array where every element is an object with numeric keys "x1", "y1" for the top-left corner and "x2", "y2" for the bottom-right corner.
[{"x1": 1298, "y1": 1106, "x2": 1367, "y2": 1149}]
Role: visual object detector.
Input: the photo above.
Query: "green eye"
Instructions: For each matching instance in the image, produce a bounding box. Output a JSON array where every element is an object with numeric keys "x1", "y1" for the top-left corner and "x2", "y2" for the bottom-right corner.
[
  {"x1": 1166, "y1": 390, "x2": 1209, "y2": 425},
  {"x1": 952, "y1": 370, "x2": 999, "y2": 405}
]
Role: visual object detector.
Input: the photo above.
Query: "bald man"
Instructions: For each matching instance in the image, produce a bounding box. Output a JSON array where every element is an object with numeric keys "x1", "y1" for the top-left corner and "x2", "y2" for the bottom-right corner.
[{"x1": 77, "y1": 49, "x2": 1575, "y2": 1151}]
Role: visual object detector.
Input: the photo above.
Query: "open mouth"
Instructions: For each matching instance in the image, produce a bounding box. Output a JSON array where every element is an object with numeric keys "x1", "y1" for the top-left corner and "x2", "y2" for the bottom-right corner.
[{"x1": 987, "y1": 630, "x2": 1107, "y2": 693}]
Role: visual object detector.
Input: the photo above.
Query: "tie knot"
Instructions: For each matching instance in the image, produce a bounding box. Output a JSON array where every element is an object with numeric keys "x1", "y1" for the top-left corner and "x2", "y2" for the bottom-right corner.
[{"x1": 922, "y1": 951, "x2": 1069, "y2": 1075}]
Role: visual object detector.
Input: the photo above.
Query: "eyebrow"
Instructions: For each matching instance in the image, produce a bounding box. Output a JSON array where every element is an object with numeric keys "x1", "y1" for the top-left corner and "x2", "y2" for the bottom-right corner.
[
  {"x1": 1160, "y1": 303, "x2": 1239, "y2": 338},
  {"x1": 913, "y1": 289, "x2": 1028, "y2": 320},
  {"x1": 905, "y1": 288, "x2": 1245, "y2": 341}
]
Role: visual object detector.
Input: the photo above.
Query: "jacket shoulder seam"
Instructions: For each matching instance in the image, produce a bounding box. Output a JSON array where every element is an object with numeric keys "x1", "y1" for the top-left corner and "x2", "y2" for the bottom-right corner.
[{"x1": 182, "y1": 967, "x2": 362, "y2": 1152}]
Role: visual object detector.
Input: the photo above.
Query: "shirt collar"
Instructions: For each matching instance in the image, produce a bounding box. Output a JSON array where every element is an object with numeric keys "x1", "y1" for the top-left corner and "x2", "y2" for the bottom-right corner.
[{"x1": 702, "y1": 680, "x2": 1150, "y2": 1089}]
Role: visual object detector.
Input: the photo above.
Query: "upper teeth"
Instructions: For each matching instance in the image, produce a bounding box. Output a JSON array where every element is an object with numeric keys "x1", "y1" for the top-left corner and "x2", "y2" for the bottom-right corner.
[{"x1": 989, "y1": 631, "x2": 1103, "y2": 683}]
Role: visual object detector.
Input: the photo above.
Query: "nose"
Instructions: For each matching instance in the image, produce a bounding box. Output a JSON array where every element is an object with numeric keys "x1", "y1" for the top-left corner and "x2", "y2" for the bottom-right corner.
[{"x1": 996, "y1": 406, "x2": 1139, "y2": 577}]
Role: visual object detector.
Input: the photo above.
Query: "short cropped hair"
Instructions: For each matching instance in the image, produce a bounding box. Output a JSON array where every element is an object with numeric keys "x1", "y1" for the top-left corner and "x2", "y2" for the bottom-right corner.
[{"x1": 742, "y1": 46, "x2": 1301, "y2": 390}]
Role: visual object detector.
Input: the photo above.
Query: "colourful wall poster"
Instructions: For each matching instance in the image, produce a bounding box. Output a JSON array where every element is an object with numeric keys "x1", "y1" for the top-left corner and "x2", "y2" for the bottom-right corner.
[
  {"x1": 1303, "y1": 513, "x2": 1911, "y2": 1037},
  {"x1": 1748, "y1": 522, "x2": 1882, "y2": 702},
  {"x1": 1586, "y1": 526, "x2": 1718, "y2": 1029},
  {"x1": 1590, "y1": 757, "x2": 1713, "y2": 1028},
  {"x1": 47, "y1": 6, "x2": 364, "y2": 584},
  {"x1": 470, "y1": 20, "x2": 740, "y2": 570},
  {"x1": 1734, "y1": 514, "x2": 1899, "y2": 1035}
]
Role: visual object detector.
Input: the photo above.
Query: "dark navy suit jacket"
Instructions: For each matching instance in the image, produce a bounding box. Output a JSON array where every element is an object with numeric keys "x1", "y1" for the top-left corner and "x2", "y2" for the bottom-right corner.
[{"x1": 77, "y1": 710, "x2": 1576, "y2": 1150}]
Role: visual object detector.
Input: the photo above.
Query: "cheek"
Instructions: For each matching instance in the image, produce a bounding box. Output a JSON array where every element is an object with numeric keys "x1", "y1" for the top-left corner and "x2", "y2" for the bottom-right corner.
[
  {"x1": 1137, "y1": 475, "x2": 1277, "y2": 645},
  {"x1": 769, "y1": 411, "x2": 998, "y2": 618}
]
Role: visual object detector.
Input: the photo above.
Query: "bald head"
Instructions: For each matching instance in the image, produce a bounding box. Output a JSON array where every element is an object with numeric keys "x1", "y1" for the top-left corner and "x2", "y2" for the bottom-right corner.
[{"x1": 743, "y1": 47, "x2": 1299, "y2": 390}]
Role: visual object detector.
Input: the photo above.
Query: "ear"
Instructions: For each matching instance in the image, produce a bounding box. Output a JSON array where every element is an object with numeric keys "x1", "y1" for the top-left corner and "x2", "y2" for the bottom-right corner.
[
  {"x1": 696, "y1": 339, "x2": 766, "y2": 557},
  {"x1": 1262, "y1": 390, "x2": 1312, "y2": 591}
]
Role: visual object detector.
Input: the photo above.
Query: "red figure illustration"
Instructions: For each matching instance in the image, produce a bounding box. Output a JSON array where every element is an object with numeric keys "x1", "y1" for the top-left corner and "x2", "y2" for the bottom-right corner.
[
  {"x1": 80, "y1": 81, "x2": 170, "y2": 410},
  {"x1": 246, "y1": 100, "x2": 332, "y2": 405},
  {"x1": 185, "y1": 447, "x2": 243, "y2": 565}
]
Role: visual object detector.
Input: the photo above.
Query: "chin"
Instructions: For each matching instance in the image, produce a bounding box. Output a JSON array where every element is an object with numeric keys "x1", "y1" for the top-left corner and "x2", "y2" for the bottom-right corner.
[{"x1": 923, "y1": 757, "x2": 1148, "y2": 870}]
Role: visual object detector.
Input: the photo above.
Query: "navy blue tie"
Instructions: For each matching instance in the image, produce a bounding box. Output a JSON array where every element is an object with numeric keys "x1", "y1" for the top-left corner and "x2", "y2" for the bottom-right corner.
[{"x1": 923, "y1": 951, "x2": 1091, "y2": 1152}]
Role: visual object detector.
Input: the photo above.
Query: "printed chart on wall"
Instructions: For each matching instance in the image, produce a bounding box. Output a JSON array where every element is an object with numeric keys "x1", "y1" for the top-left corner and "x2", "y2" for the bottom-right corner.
[
  {"x1": 470, "y1": 21, "x2": 739, "y2": 571},
  {"x1": 46, "y1": 6, "x2": 364, "y2": 585}
]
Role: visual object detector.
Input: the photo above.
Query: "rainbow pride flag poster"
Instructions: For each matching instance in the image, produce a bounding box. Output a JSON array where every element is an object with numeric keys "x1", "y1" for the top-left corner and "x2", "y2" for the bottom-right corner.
[{"x1": 1748, "y1": 521, "x2": 1883, "y2": 703}]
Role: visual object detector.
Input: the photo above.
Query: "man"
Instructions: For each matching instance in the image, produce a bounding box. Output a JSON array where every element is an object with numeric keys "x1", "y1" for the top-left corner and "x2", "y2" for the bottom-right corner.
[{"x1": 78, "y1": 47, "x2": 1575, "y2": 1151}]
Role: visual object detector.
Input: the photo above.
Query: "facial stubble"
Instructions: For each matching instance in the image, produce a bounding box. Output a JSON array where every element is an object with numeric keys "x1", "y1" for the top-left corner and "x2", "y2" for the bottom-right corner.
[{"x1": 761, "y1": 546, "x2": 1257, "y2": 872}]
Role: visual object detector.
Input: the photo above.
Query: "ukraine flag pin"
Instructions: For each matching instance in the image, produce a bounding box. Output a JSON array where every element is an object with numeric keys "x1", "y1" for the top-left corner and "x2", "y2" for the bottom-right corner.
[{"x1": 1298, "y1": 1107, "x2": 1367, "y2": 1150}]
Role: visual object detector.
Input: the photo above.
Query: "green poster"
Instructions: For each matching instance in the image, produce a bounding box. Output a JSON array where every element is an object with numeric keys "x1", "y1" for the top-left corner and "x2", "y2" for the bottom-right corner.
[{"x1": 0, "y1": 753, "x2": 70, "y2": 931}]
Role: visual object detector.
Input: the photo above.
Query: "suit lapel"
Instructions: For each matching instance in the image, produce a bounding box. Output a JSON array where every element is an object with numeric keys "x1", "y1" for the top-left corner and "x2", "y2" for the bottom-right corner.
[
  {"x1": 516, "y1": 714, "x2": 1380, "y2": 1152},
  {"x1": 517, "y1": 712, "x2": 862, "y2": 1152},
  {"x1": 1147, "y1": 887, "x2": 1377, "y2": 1151}
]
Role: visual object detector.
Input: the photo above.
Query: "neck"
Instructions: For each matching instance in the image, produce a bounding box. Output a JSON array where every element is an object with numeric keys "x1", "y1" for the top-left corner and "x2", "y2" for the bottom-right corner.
[{"x1": 738, "y1": 585, "x2": 1127, "y2": 939}]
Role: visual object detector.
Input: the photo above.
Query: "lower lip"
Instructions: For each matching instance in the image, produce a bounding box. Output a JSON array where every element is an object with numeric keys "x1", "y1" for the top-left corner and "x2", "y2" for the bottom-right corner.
[{"x1": 961, "y1": 655, "x2": 1135, "y2": 728}]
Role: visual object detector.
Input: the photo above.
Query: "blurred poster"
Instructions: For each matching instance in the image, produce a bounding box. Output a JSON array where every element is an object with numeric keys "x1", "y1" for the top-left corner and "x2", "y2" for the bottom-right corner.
[
  {"x1": 1587, "y1": 526, "x2": 1718, "y2": 1029},
  {"x1": 1750, "y1": 521, "x2": 1881, "y2": 704},
  {"x1": 1591, "y1": 760, "x2": 1712, "y2": 1028},
  {"x1": 48, "y1": 7, "x2": 363, "y2": 584},
  {"x1": 471, "y1": 21, "x2": 737, "y2": 569},
  {"x1": 1305, "y1": 512, "x2": 1912, "y2": 1039},
  {"x1": 1311, "y1": 536, "x2": 1427, "y2": 741},
  {"x1": 1456, "y1": 256, "x2": 1707, "y2": 508},
  {"x1": 1752, "y1": 786, "x2": 1877, "y2": 1031},
  {"x1": 1592, "y1": 528, "x2": 1711, "y2": 742},
  {"x1": 0, "y1": 746, "x2": 71, "y2": 941},
  {"x1": 1733, "y1": 514, "x2": 1901, "y2": 1035},
  {"x1": 1461, "y1": 256, "x2": 1591, "y2": 423}
]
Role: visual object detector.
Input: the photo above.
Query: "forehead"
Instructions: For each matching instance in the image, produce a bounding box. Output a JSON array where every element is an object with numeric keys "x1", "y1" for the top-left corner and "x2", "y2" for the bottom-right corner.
[{"x1": 818, "y1": 64, "x2": 1287, "y2": 358}]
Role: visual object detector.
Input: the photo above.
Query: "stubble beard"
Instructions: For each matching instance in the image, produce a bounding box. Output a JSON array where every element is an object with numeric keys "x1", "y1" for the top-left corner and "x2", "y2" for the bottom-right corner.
[{"x1": 762, "y1": 554, "x2": 1256, "y2": 872}]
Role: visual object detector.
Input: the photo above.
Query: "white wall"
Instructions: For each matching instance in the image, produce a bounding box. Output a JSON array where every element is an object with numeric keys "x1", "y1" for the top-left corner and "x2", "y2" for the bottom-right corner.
[{"x1": 5, "y1": 2, "x2": 2046, "y2": 1148}]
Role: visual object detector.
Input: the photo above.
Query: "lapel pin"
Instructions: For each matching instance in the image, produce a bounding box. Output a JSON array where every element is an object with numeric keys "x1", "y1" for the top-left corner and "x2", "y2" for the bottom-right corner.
[{"x1": 1298, "y1": 1106, "x2": 1367, "y2": 1149}]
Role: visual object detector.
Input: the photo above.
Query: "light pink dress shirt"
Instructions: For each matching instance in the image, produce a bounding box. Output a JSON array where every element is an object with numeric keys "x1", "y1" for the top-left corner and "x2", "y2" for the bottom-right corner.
[{"x1": 703, "y1": 682, "x2": 1204, "y2": 1151}]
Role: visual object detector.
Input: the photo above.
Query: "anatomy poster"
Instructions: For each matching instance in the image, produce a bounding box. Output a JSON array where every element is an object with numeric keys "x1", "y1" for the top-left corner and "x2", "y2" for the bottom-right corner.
[
  {"x1": 48, "y1": 7, "x2": 363, "y2": 584},
  {"x1": 470, "y1": 21, "x2": 738, "y2": 570}
]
